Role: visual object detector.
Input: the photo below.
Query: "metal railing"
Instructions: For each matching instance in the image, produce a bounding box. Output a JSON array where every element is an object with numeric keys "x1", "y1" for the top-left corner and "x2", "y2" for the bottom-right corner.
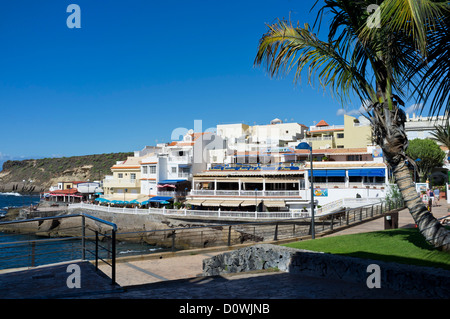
[
  {"x1": 0, "y1": 213, "x2": 117, "y2": 285},
  {"x1": 112, "y1": 197, "x2": 404, "y2": 252},
  {"x1": 0, "y1": 199, "x2": 404, "y2": 285}
]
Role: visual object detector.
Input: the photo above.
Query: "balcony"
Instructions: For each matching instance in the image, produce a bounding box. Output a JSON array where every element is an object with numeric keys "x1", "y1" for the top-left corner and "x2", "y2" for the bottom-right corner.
[
  {"x1": 304, "y1": 136, "x2": 333, "y2": 142},
  {"x1": 103, "y1": 179, "x2": 140, "y2": 188},
  {"x1": 157, "y1": 190, "x2": 188, "y2": 197},
  {"x1": 189, "y1": 190, "x2": 302, "y2": 197},
  {"x1": 168, "y1": 156, "x2": 192, "y2": 164},
  {"x1": 309, "y1": 125, "x2": 344, "y2": 132}
]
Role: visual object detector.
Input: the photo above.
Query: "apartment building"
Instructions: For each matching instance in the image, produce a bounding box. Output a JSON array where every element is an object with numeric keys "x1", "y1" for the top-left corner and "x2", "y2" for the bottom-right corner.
[
  {"x1": 306, "y1": 115, "x2": 373, "y2": 149},
  {"x1": 210, "y1": 119, "x2": 308, "y2": 165},
  {"x1": 102, "y1": 155, "x2": 144, "y2": 201},
  {"x1": 139, "y1": 131, "x2": 215, "y2": 200}
]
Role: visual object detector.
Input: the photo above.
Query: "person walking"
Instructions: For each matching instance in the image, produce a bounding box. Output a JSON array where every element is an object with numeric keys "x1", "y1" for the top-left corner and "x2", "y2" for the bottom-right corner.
[
  {"x1": 433, "y1": 188, "x2": 440, "y2": 206},
  {"x1": 427, "y1": 189, "x2": 434, "y2": 212}
]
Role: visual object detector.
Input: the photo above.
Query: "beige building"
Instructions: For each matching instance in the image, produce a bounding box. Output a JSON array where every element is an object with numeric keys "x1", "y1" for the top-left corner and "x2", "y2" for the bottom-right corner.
[
  {"x1": 306, "y1": 115, "x2": 373, "y2": 149},
  {"x1": 102, "y1": 155, "x2": 145, "y2": 201}
]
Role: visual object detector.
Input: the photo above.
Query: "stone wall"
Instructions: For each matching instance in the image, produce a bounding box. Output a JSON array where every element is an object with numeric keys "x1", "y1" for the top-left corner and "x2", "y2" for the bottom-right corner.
[{"x1": 202, "y1": 244, "x2": 450, "y2": 298}]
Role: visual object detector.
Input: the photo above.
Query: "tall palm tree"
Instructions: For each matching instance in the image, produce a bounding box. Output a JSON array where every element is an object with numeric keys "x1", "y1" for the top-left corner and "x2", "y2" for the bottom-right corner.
[{"x1": 255, "y1": 0, "x2": 450, "y2": 250}]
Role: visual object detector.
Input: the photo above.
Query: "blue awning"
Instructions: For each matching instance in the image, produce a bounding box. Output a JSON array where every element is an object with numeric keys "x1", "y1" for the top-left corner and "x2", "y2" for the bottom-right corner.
[
  {"x1": 309, "y1": 170, "x2": 345, "y2": 177},
  {"x1": 157, "y1": 179, "x2": 187, "y2": 184},
  {"x1": 309, "y1": 170, "x2": 327, "y2": 177},
  {"x1": 366, "y1": 168, "x2": 385, "y2": 177},
  {"x1": 325, "y1": 169, "x2": 346, "y2": 177},
  {"x1": 348, "y1": 169, "x2": 385, "y2": 177},
  {"x1": 149, "y1": 196, "x2": 173, "y2": 202}
]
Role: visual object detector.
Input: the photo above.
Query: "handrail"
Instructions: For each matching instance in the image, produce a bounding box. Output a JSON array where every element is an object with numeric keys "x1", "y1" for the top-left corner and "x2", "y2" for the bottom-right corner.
[
  {"x1": 0, "y1": 213, "x2": 117, "y2": 285},
  {"x1": 0, "y1": 212, "x2": 117, "y2": 232}
]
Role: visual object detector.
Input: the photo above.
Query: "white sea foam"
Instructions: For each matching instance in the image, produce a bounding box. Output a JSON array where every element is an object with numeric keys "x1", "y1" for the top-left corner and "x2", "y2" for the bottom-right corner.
[{"x1": 0, "y1": 192, "x2": 22, "y2": 196}]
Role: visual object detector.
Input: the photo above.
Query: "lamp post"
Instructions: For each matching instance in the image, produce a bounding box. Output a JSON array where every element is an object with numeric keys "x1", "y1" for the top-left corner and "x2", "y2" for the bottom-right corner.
[
  {"x1": 296, "y1": 142, "x2": 315, "y2": 239},
  {"x1": 255, "y1": 188, "x2": 258, "y2": 213}
]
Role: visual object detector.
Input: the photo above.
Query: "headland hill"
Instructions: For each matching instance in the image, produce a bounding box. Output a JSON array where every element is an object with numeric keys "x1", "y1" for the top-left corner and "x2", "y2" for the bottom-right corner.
[{"x1": 0, "y1": 152, "x2": 133, "y2": 194}]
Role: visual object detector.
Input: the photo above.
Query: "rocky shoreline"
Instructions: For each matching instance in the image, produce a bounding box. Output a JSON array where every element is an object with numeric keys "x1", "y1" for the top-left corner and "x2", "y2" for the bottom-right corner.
[
  {"x1": 0, "y1": 182, "x2": 46, "y2": 194},
  {"x1": 0, "y1": 204, "x2": 244, "y2": 250}
]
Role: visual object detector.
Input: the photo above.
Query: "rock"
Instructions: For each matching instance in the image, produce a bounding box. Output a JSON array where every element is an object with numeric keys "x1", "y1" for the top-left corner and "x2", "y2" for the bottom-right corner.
[{"x1": 202, "y1": 243, "x2": 450, "y2": 298}]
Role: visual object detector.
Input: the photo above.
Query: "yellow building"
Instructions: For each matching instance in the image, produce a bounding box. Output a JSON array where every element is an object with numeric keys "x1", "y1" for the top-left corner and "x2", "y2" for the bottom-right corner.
[
  {"x1": 102, "y1": 156, "x2": 144, "y2": 201},
  {"x1": 306, "y1": 115, "x2": 372, "y2": 149}
]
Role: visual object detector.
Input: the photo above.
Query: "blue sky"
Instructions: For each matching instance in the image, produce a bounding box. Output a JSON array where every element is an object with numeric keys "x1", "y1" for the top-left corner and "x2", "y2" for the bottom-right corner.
[{"x1": 0, "y1": 0, "x2": 424, "y2": 162}]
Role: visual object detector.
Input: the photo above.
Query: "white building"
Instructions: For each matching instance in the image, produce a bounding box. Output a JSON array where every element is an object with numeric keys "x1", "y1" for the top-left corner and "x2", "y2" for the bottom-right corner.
[
  {"x1": 405, "y1": 113, "x2": 446, "y2": 140},
  {"x1": 140, "y1": 131, "x2": 215, "y2": 200},
  {"x1": 210, "y1": 119, "x2": 308, "y2": 166}
]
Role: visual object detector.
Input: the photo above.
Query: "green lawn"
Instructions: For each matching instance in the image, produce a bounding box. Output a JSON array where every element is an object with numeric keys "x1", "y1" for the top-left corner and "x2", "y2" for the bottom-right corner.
[{"x1": 283, "y1": 228, "x2": 450, "y2": 270}]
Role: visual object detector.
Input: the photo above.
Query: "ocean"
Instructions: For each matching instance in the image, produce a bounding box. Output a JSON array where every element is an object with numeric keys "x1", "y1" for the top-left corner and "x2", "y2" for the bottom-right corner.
[{"x1": 0, "y1": 192, "x2": 163, "y2": 270}]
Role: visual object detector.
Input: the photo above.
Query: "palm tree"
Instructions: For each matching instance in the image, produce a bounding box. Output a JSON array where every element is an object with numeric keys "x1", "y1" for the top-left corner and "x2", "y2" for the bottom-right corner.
[
  {"x1": 431, "y1": 121, "x2": 450, "y2": 150},
  {"x1": 254, "y1": 0, "x2": 450, "y2": 250}
]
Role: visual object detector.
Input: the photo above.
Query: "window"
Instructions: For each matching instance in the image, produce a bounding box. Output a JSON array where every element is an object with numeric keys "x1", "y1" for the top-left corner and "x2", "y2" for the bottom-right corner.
[
  {"x1": 337, "y1": 145, "x2": 344, "y2": 148},
  {"x1": 347, "y1": 155, "x2": 362, "y2": 161},
  {"x1": 149, "y1": 166, "x2": 156, "y2": 174},
  {"x1": 172, "y1": 167, "x2": 177, "y2": 173},
  {"x1": 130, "y1": 173, "x2": 136, "y2": 180},
  {"x1": 143, "y1": 166, "x2": 148, "y2": 174},
  {"x1": 337, "y1": 133, "x2": 344, "y2": 138},
  {"x1": 118, "y1": 173, "x2": 123, "y2": 178}
]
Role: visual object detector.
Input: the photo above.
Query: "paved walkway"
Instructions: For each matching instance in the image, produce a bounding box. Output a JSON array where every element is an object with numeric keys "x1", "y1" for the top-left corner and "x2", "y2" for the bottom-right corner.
[{"x1": 0, "y1": 202, "x2": 448, "y2": 300}]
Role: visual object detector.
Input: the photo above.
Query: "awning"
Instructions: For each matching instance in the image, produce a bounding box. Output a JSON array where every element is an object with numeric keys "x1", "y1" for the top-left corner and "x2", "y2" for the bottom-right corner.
[
  {"x1": 201, "y1": 200, "x2": 223, "y2": 207},
  {"x1": 348, "y1": 168, "x2": 385, "y2": 177},
  {"x1": 95, "y1": 198, "x2": 110, "y2": 202},
  {"x1": 157, "y1": 184, "x2": 176, "y2": 188},
  {"x1": 149, "y1": 196, "x2": 173, "y2": 202},
  {"x1": 326, "y1": 169, "x2": 346, "y2": 177},
  {"x1": 264, "y1": 200, "x2": 286, "y2": 207},
  {"x1": 219, "y1": 200, "x2": 243, "y2": 207},
  {"x1": 309, "y1": 169, "x2": 345, "y2": 177},
  {"x1": 309, "y1": 170, "x2": 327, "y2": 177},
  {"x1": 158, "y1": 179, "x2": 187, "y2": 184},
  {"x1": 240, "y1": 200, "x2": 262, "y2": 206},
  {"x1": 186, "y1": 199, "x2": 205, "y2": 206}
]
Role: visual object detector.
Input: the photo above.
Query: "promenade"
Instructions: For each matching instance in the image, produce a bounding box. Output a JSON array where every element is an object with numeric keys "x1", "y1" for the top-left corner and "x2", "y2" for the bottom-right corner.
[{"x1": 0, "y1": 202, "x2": 448, "y2": 300}]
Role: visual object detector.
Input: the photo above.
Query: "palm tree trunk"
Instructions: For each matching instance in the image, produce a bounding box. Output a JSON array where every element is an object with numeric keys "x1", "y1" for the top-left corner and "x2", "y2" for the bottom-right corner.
[
  {"x1": 370, "y1": 102, "x2": 450, "y2": 251},
  {"x1": 392, "y1": 159, "x2": 450, "y2": 251}
]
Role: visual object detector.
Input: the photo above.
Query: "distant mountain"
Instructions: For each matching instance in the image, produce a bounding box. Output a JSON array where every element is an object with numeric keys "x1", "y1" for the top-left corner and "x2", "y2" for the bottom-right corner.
[{"x1": 0, "y1": 152, "x2": 133, "y2": 193}]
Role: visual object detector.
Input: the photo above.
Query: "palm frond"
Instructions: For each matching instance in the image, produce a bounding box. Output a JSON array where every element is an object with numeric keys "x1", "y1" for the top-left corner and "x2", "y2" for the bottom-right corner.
[
  {"x1": 359, "y1": 0, "x2": 447, "y2": 56},
  {"x1": 254, "y1": 19, "x2": 377, "y2": 105},
  {"x1": 430, "y1": 121, "x2": 450, "y2": 149}
]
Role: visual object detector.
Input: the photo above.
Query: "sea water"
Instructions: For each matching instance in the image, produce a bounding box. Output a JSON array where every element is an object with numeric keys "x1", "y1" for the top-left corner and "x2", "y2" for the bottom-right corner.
[{"x1": 0, "y1": 193, "x2": 163, "y2": 270}]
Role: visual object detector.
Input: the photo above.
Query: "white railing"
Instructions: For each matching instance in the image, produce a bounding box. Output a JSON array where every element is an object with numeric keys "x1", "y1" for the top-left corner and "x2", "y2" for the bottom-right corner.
[
  {"x1": 68, "y1": 197, "x2": 384, "y2": 220},
  {"x1": 103, "y1": 179, "x2": 139, "y2": 187},
  {"x1": 69, "y1": 203, "x2": 310, "y2": 219},
  {"x1": 189, "y1": 190, "x2": 303, "y2": 196},
  {"x1": 304, "y1": 136, "x2": 333, "y2": 142},
  {"x1": 168, "y1": 156, "x2": 192, "y2": 163},
  {"x1": 309, "y1": 125, "x2": 344, "y2": 131},
  {"x1": 316, "y1": 197, "x2": 383, "y2": 216}
]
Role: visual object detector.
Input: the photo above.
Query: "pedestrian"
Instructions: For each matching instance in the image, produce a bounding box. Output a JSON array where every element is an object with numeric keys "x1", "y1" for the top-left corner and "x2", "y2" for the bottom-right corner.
[
  {"x1": 433, "y1": 188, "x2": 440, "y2": 206},
  {"x1": 427, "y1": 189, "x2": 434, "y2": 211}
]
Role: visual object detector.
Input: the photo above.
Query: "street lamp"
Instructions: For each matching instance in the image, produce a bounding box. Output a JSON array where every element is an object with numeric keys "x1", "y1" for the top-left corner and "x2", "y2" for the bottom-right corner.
[
  {"x1": 296, "y1": 142, "x2": 315, "y2": 239},
  {"x1": 255, "y1": 188, "x2": 258, "y2": 213}
]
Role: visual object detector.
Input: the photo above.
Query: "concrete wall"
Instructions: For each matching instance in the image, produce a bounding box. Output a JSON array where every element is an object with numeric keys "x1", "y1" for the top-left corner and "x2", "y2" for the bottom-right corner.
[{"x1": 203, "y1": 244, "x2": 450, "y2": 298}]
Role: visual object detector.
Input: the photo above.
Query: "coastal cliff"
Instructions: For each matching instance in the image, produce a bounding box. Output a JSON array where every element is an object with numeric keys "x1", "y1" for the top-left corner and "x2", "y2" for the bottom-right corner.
[{"x1": 0, "y1": 152, "x2": 133, "y2": 193}]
